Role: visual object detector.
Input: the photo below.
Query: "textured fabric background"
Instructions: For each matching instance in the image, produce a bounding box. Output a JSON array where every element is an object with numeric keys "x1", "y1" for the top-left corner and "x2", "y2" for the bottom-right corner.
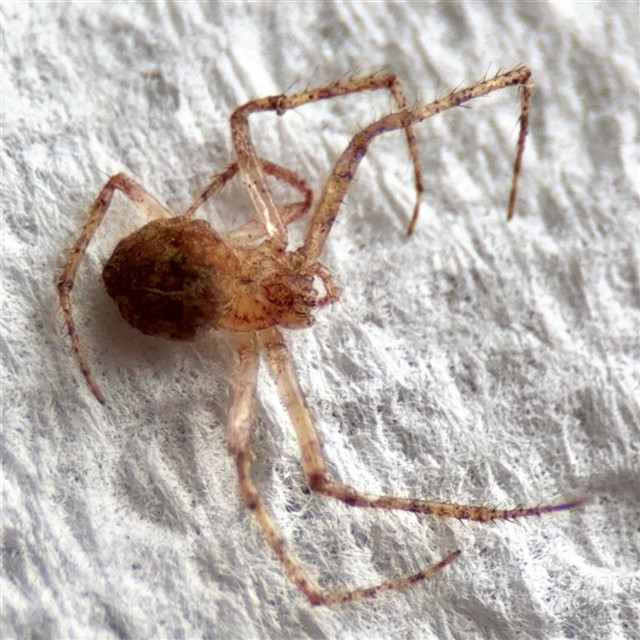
[{"x1": 2, "y1": 3, "x2": 638, "y2": 639}]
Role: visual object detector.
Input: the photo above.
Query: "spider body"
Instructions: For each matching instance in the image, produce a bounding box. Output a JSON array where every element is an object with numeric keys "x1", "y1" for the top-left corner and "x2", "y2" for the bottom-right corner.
[
  {"x1": 58, "y1": 67, "x2": 588, "y2": 605},
  {"x1": 103, "y1": 216, "x2": 333, "y2": 340}
]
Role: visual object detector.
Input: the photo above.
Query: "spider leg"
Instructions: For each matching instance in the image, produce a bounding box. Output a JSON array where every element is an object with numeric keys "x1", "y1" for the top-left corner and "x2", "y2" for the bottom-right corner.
[
  {"x1": 227, "y1": 333, "x2": 261, "y2": 454},
  {"x1": 183, "y1": 159, "x2": 313, "y2": 246},
  {"x1": 183, "y1": 161, "x2": 241, "y2": 219},
  {"x1": 236, "y1": 448, "x2": 459, "y2": 606},
  {"x1": 257, "y1": 325, "x2": 589, "y2": 523},
  {"x1": 310, "y1": 263, "x2": 341, "y2": 307},
  {"x1": 229, "y1": 332, "x2": 459, "y2": 605},
  {"x1": 225, "y1": 160, "x2": 313, "y2": 247},
  {"x1": 58, "y1": 173, "x2": 173, "y2": 403},
  {"x1": 230, "y1": 73, "x2": 426, "y2": 248},
  {"x1": 298, "y1": 66, "x2": 533, "y2": 265}
]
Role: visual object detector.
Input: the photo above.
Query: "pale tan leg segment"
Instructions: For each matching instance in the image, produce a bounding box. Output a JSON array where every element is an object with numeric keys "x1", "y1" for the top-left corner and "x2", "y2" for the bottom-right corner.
[
  {"x1": 184, "y1": 158, "x2": 312, "y2": 234},
  {"x1": 225, "y1": 160, "x2": 313, "y2": 246},
  {"x1": 257, "y1": 325, "x2": 590, "y2": 522},
  {"x1": 227, "y1": 333, "x2": 261, "y2": 454},
  {"x1": 183, "y1": 158, "x2": 312, "y2": 246},
  {"x1": 227, "y1": 330, "x2": 459, "y2": 605},
  {"x1": 230, "y1": 73, "x2": 427, "y2": 248},
  {"x1": 236, "y1": 448, "x2": 459, "y2": 606},
  {"x1": 299, "y1": 67, "x2": 533, "y2": 265},
  {"x1": 58, "y1": 173, "x2": 173, "y2": 403}
]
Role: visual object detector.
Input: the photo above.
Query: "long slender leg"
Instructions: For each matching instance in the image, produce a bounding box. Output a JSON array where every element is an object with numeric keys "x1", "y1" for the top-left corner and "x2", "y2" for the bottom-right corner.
[
  {"x1": 225, "y1": 160, "x2": 313, "y2": 247},
  {"x1": 230, "y1": 73, "x2": 427, "y2": 248},
  {"x1": 257, "y1": 325, "x2": 590, "y2": 522},
  {"x1": 58, "y1": 173, "x2": 173, "y2": 403},
  {"x1": 183, "y1": 159, "x2": 313, "y2": 246},
  {"x1": 183, "y1": 162, "x2": 241, "y2": 219},
  {"x1": 298, "y1": 66, "x2": 533, "y2": 266},
  {"x1": 236, "y1": 448, "x2": 460, "y2": 606},
  {"x1": 227, "y1": 333, "x2": 261, "y2": 454},
  {"x1": 227, "y1": 337, "x2": 458, "y2": 604}
]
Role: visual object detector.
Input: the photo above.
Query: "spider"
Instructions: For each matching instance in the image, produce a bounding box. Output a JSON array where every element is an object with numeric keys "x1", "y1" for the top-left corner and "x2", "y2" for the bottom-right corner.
[{"x1": 58, "y1": 66, "x2": 588, "y2": 606}]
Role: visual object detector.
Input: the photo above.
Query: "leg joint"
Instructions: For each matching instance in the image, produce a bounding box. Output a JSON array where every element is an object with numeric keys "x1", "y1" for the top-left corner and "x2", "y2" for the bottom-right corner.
[{"x1": 308, "y1": 472, "x2": 326, "y2": 492}]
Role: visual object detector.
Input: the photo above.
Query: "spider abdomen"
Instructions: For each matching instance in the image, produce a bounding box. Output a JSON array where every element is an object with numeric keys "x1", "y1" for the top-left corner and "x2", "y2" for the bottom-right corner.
[{"x1": 103, "y1": 217, "x2": 236, "y2": 341}]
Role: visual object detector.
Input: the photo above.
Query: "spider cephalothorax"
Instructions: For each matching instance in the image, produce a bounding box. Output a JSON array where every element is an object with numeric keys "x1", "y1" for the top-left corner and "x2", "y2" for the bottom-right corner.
[{"x1": 59, "y1": 67, "x2": 588, "y2": 605}]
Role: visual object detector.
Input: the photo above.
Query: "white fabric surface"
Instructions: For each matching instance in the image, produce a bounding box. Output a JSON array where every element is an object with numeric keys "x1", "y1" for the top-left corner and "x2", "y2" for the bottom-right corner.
[{"x1": 2, "y1": 3, "x2": 639, "y2": 639}]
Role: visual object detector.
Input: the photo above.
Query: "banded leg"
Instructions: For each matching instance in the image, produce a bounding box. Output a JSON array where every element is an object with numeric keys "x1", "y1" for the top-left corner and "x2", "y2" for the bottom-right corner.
[
  {"x1": 299, "y1": 66, "x2": 533, "y2": 265},
  {"x1": 227, "y1": 333, "x2": 261, "y2": 454},
  {"x1": 225, "y1": 160, "x2": 313, "y2": 247},
  {"x1": 227, "y1": 331, "x2": 459, "y2": 604},
  {"x1": 236, "y1": 448, "x2": 459, "y2": 606},
  {"x1": 257, "y1": 325, "x2": 590, "y2": 522},
  {"x1": 184, "y1": 158, "x2": 312, "y2": 245},
  {"x1": 58, "y1": 173, "x2": 173, "y2": 403},
  {"x1": 230, "y1": 72, "x2": 427, "y2": 249}
]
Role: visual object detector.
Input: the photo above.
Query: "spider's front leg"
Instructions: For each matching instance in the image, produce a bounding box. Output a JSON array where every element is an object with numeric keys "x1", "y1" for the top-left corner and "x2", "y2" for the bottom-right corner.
[
  {"x1": 229, "y1": 72, "x2": 427, "y2": 249},
  {"x1": 58, "y1": 174, "x2": 173, "y2": 403},
  {"x1": 299, "y1": 66, "x2": 533, "y2": 265},
  {"x1": 227, "y1": 331, "x2": 459, "y2": 605}
]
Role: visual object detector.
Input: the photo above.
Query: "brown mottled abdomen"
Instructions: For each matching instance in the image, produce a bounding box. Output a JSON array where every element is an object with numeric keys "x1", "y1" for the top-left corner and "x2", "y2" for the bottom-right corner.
[{"x1": 102, "y1": 217, "x2": 234, "y2": 341}]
